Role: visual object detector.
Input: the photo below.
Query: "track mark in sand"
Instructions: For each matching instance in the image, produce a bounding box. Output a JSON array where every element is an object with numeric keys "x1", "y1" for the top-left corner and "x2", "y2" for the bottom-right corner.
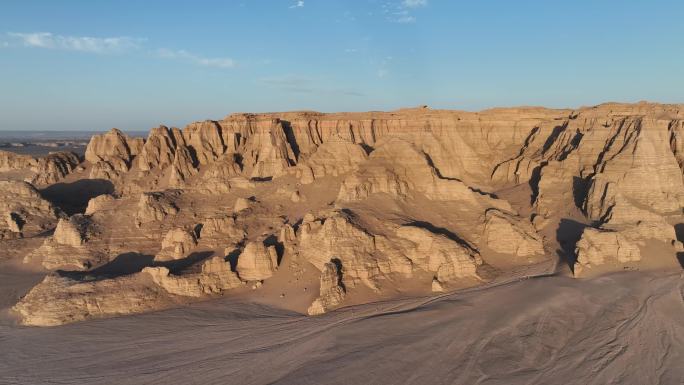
[{"x1": 4, "y1": 272, "x2": 684, "y2": 385}]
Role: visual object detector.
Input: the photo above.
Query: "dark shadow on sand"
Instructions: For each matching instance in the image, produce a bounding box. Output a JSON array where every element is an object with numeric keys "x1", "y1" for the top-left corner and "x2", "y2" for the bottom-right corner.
[
  {"x1": 57, "y1": 250, "x2": 216, "y2": 281},
  {"x1": 406, "y1": 221, "x2": 477, "y2": 252},
  {"x1": 264, "y1": 234, "x2": 285, "y2": 265},
  {"x1": 88, "y1": 252, "x2": 155, "y2": 277},
  {"x1": 41, "y1": 179, "x2": 114, "y2": 215},
  {"x1": 675, "y1": 223, "x2": 684, "y2": 269},
  {"x1": 556, "y1": 218, "x2": 590, "y2": 271},
  {"x1": 159, "y1": 251, "x2": 215, "y2": 273}
]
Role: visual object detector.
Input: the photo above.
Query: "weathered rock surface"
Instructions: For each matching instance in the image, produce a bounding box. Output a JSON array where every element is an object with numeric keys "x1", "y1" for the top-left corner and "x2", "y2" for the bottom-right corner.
[
  {"x1": 201, "y1": 215, "x2": 246, "y2": 242},
  {"x1": 6, "y1": 102, "x2": 684, "y2": 326},
  {"x1": 0, "y1": 150, "x2": 35, "y2": 172},
  {"x1": 0, "y1": 150, "x2": 80, "y2": 185},
  {"x1": 144, "y1": 256, "x2": 242, "y2": 297},
  {"x1": 27, "y1": 214, "x2": 102, "y2": 270},
  {"x1": 0, "y1": 180, "x2": 58, "y2": 238},
  {"x1": 13, "y1": 273, "x2": 175, "y2": 326},
  {"x1": 236, "y1": 241, "x2": 279, "y2": 281},
  {"x1": 574, "y1": 228, "x2": 641, "y2": 276},
  {"x1": 307, "y1": 260, "x2": 346, "y2": 315},
  {"x1": 395, "y1": 225, "x2": 482, "y2": 283},
  {"x1": 155, "y1": 228, "x2": 197, "y2": 261},
  {"x1": 233, "y1": 197, "x2": 252, "y2": 213},
  {"x1": 53, "y1": 216, "x2": 88, "y2": 247},
  {"x1": 296, "y1": 212, "x2": 392, "y2": 290},
  {"x1": 482, "y1": 209, "x2": 545, "y2": 258},
  {"x1": 135, "y1": 191, "x2": 179, "y2": 226},
  {"x1": 298, "y1": 139, "x2": 368, "y2": 183},
  {"x1": 85, "y1": 194, "x2": 115, "y2": 215},
  {"x1": 239, "y1": 119, "x2": 296, "y2": 178},
  {"x1": 136, "y1": 126, "x2": 177, "y2": 171},
  {"x1": 85, "y1": 129, "x2": 135, "y2": 168},
  {"x1": 584, "y1": 118, "x2": 684, "y2": 221}
]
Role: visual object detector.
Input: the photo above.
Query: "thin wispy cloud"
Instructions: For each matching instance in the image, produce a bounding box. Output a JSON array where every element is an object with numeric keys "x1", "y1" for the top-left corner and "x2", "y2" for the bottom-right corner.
[
  {"x1": 260, "y1": 74, "x2": 314, "y2": 91},
  {"x1": 157, "y1": 48, "x2": 236, "y2": 68},
  {"x1": 259, "y1": 74, "x2": 363, "y2": 96},
  {"x1": 376, "y1": 56, "x2": 393, "y2": 78},
  {"x1": 5, "y1": 31, "x2": 237, "y2": 69},
  {"x1": 7, "y1": 32, "x2": 143, "y2": 53},
  {"x1": 394, "y1": 13, "x2": 416, "y2": 24},
  {"x1": 402, "y1": 0, "x2": 427, "y2": 8},
  {"x1": 383, "y1": 0, "x2": 428, "y2": 23},
  {"x1": 289, "y1": 1, "x2": 304, "y2": 9},
  {"x1": 335, "y1": 10, "x2": 357, "y2": 23}
]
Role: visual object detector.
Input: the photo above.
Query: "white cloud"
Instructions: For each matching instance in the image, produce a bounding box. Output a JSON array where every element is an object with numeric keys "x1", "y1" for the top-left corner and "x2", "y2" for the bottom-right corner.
[
  {"x1": 259, "y1": 74, "x2": 363, "y2": 96},
  {"x1": 6, "y1": 32, "x2": 237, "y2": 69},
  {"x1": 7, "y1": 32, "x2": 142, "y2": 53},
  {"x1": 157, "y1": 48, "x2": 235, "y2": 68},
  {"x1": 383, "y1": 0, "x2": 427, "y2": 23},
  {"x1": 289, "y1": 1, "x2": 304, "y2": 8},
  {"x1": 395, "y1": 15, "x2": 416, "y2": 23},
  {"x1": 376, "y1": 56, "x2": 393, "y2": 78},
  {"x1": 402, "y1": 0, "x2": 427, "y2": 8},
  {"x1": 259, "y1": 74, "x2": 314, "y2": 91}
]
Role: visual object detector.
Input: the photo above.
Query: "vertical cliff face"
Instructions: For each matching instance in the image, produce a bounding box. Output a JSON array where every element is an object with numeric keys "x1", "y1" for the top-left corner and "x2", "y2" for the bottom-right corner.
[
  {"x1": 80, "y1": 103, "x2": 684, "y2": 277},
  {"x1": 584, "y1": 118, "x2": 684, "y2": 221},
  {"x1": 85, "y1": 108, "x2": 573, "y2": 192},
  {"x1": 8, "y1": 102, "x2": 683, "y2": 325}
]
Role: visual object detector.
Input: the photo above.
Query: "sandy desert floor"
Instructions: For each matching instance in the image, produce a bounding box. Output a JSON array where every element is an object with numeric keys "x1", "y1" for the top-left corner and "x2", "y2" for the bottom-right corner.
[
  {"x1": 1, "y1": 267, "x2": 682, "y2": 385},
  {"x1": 2, "y1": 104, "x2": 684, "y2": 384}
]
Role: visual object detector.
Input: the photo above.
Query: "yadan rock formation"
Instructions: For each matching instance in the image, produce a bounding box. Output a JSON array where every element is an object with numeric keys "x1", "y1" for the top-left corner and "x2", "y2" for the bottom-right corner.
[{"x1": 2, "y1": 102, "x2": 684, "y2": 326}]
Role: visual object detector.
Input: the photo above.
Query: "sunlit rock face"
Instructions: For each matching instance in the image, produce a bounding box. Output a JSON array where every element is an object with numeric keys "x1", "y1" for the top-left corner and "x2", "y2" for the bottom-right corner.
[{"x1": 6, "y1": 102, "x2": 684, "y2": 325}]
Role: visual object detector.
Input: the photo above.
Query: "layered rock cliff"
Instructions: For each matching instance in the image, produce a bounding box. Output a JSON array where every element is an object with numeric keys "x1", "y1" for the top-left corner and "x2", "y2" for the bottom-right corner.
[{"x1": 4, "y1": 102, "x2": 683, "y2": 325}]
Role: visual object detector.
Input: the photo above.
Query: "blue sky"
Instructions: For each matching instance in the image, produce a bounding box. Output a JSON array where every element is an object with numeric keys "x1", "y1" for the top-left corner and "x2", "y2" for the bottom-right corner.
[{"x1": 1, "y1": 0, "x2": 683, "y2": 131}]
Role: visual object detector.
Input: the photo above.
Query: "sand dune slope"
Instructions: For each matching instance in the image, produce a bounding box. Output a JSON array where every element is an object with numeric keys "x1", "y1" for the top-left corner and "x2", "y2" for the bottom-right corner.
[{"x1": 1, "y1": 271, "x2": 682, "y2": 385}]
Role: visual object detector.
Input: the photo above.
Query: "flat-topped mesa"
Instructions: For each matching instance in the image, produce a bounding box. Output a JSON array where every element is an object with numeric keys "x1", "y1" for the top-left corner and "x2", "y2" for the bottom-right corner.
[
  {"x1": 9, "y1": 102, "x2": 684, "y2": 326},
  {"x1": 79, "y1": 103, "x2": 683, "y2": 199},
  {"x1": 79, "y1": 106, "x2": 573, "y2": 191}
]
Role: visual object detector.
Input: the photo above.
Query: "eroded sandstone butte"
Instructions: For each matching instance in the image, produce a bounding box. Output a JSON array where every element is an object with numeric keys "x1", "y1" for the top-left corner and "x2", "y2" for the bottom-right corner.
[{"x1": 3, "y1": 102, "x2": 684, "y2": 326}]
